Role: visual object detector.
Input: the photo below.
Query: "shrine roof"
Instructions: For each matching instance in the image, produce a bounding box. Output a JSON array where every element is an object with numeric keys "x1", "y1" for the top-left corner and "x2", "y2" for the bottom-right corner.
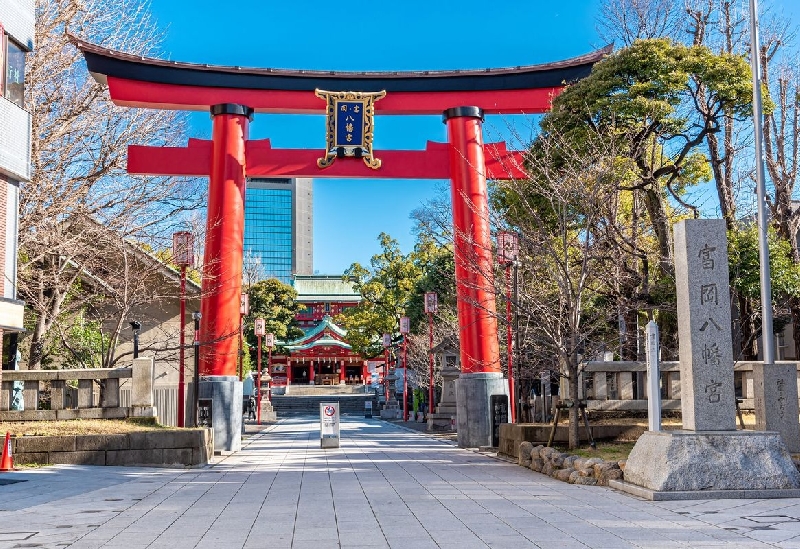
[
  {"x1": 283, "y1": 315, "x2": 348, "y2": 347},
  {"x1": 285, "y1": 337, "x2": 352, "y2": 353},
  {"x1": 73, "y1": 38, "x2": 610, "y2": 93}
]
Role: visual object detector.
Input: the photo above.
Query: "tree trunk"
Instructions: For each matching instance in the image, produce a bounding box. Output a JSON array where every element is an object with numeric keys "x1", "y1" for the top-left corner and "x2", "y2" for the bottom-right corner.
[
  {"x1": 641, "y1": 186, "x2": 674, "y2": 277},
  {"x1": 568, "y1": 366, "x2": 580, "y2": 449}
]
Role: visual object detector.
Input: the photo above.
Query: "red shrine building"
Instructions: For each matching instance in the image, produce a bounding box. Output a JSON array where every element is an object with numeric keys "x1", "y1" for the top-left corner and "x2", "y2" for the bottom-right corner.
[{"x1": 270, "y1": 275, "x2": 379, "y2": 389}]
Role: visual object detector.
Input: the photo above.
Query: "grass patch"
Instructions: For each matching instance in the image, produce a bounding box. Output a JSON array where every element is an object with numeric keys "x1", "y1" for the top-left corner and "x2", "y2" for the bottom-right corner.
[
  {"x1": 0, "y1": 418, "x2": 173, "y2": 437},
  {"x1": 553, "y1": 441, "x2": 636, "y2": 462}
]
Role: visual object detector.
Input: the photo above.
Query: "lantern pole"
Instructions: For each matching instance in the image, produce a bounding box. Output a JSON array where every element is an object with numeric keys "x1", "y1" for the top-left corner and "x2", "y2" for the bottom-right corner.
[
  {"x1": 192, "y1": 311, "x2": 201, "y2": 426},
  {"x1": 382, "y1": 333, "x2": 391, "y2": 404},
  {"x1": 497, "y1": 231, "x2": 519, "y2": 423},
  {"x1": 424, "y1": 292, "x2": 438, "y2": 417},
  {"x1": 173, "y1": 231, "x2": 193, "y2": 428},
  {"x1": 254, "y1": 318, "x2": 265, "y2": 424},
  {"x1": 400, "y1": 317, "x2": 410, "y2": 421}
]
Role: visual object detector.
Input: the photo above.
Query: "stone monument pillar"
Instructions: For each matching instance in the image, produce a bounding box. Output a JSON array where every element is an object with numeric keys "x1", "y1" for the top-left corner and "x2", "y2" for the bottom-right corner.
[
  {"x1": 615, "y1": 220, "x2": 800, "y2": 499},
  {"x1": 674, "y1": 219, "x2": 736, "y2": 431},
  {"x1": 427, "y1": 358, "x2": 460, "y2": 431},
  {"x1": 753, "y1": 363, "x2": 800, "y2": 452}
]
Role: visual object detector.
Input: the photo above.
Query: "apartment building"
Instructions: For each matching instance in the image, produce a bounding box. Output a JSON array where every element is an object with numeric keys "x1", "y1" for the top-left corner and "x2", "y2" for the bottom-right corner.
[{"x1": 0, "y1": 1, "x2": 32, "y2": 366}]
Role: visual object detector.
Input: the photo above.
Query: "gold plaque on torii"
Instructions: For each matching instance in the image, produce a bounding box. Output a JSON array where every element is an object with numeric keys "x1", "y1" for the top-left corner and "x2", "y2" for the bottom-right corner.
[{"x1": 315, "y1": 89, "x2": 386, "y2": 169}]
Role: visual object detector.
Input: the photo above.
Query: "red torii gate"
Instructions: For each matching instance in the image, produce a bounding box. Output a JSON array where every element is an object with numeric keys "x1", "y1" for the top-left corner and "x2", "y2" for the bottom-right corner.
[{"x1": 74, "y1": 38, "x2": 608, "y2": 448}]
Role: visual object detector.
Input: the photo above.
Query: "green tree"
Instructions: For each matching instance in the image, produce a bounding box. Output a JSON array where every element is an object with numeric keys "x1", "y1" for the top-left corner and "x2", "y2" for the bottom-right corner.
[
  {"x1": 728, "y1": 225, "x2": 800, "y2": 359},
  {"x1": 243, "y1": 278, "x2": 304, "y2": 369},
  {"x1": 545, "y1": 38, "x2": 751, "y2": 272},
  {"x1": 337, "y1": 233, "x2": 448, "y2": 358}
]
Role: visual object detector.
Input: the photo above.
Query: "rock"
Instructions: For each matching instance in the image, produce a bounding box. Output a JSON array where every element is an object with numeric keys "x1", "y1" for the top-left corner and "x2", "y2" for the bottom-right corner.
[
  {"x1": 542, "y1": 463, "x2": 555, "y2": 476},
  {"x1": 593, "y1": 462, "x2": 619, "y2": 476},
  {"x1": 599, "y1": 469, "x2": 624, "y2": 484},
  {"x1": 584, "y1": 457, "x2": 604, "y2": 467},
  {"x1": 540, "y1": 447, "x2": 555, "y2": 459},
  {"x1": 578, "y1": 467, "x2": 594, "y2": 477},
  {"x1": 574, "y1": 476, "x2": 598, "y2": 486},
  {"x1": 568, "y1": 470, "x2": 581, "y2": 484},
  {"x1": 573, "y1": 457, "x2": 588, "y2": 469},
  {"x1": 532, "y1": 445, "x2": 545, "y2": 458},
  {"x1": 550, "y1": 454, "x2": 564, "y2": 467},
  {"x1": 617, "y1": 460, "x2": 626, "y2": 471},
  {"x1": 563, "y1": 455, "x2": 579, "y2": 468},
  {"x1": 530, "y1": 458, "x2": 544, "y2": 472},
  {"x1": 518, "y1": 442, "x2": 533, "y2": 466},
  {"x1": 555, "y1": 468, "x2": 575, "y2": 482}
]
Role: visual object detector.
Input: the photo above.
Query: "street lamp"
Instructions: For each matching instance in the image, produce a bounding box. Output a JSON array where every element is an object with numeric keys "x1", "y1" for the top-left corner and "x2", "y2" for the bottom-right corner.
[
  {"x1": 400, "y1": 316, "x2": 410, "y2": 421},
  {"x1": 192, "y1": 311, "x2": 202, "y2": 427},
  {"x1": 424, "y1": 292, "x2": 438, "y2": 416},
  {"x1": 254, "y1": 317, "x2": 265, "y2": 424},
  {"x1": 129, "y1": 320, "x2": 141, "y2": 359},
  {"x1": 497, "y1": 230, "x2": 519, "y2": 423},
  {"x1": 382, "y1": 333, "x2": 391, "y2": 404},
  {"x1": 172, "y1": 231, "x2": 194, "y2": 428}
]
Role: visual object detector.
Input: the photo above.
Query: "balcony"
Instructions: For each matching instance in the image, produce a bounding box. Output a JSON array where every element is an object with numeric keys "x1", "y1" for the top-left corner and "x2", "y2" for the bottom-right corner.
[{"x1": 0, "y1": 96, "x2": 31, "y2": 181}]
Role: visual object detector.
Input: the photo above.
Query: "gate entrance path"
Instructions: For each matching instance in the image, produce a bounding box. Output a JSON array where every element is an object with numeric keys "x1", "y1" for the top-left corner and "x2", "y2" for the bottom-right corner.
[{"x1": 0, "y1": 416, "x2": 795, "y2": 548}]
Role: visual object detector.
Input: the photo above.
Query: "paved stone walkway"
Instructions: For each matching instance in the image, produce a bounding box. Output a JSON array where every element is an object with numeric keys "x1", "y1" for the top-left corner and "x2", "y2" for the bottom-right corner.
[{"x1": 3, "y1": 416, "x2": 800, "y2": 548}]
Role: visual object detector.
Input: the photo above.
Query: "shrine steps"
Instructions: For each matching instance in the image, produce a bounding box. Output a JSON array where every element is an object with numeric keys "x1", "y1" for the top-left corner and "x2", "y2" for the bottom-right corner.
[
  {"x1": 271, "y1": 394, "x2": 378, "y2": 416},
  {"x1": 285, "y1": 384, "x2": 368, "y2": 396}
]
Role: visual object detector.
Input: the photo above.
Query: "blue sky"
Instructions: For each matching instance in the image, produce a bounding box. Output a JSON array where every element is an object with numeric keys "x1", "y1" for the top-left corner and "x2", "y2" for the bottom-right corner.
[{"x1": 146, "y1": 0, "x2": 800, "y2": 275}]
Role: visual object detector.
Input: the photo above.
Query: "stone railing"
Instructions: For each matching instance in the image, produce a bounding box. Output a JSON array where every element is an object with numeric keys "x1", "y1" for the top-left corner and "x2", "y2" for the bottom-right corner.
[
  {"x1": 580, "y1": 360, "x2": 799, "y2": 411},
  {"x1": 0, "y1": 357, "x2": 156, "y2": 421}
]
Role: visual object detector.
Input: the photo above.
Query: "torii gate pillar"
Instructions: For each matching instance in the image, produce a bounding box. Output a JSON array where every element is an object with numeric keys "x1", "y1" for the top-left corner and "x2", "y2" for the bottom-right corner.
[
  {"x1": 445, "y1": 107, "x2": 507, "y2": 448},
  {"x1": 196, "y1": 103, "x2": 251, "y2": 452}
]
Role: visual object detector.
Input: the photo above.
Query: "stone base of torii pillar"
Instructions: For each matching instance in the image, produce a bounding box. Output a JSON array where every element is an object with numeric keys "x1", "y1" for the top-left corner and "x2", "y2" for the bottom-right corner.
[{"x1": 612, "y1": 220, "x2": 800, "y2": 501}]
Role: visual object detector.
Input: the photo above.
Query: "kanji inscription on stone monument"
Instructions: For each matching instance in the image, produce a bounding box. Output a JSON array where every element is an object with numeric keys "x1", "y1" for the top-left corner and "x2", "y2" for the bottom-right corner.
[{"x1": 674, "y1": 219, "x2": 736, "y2": 431}]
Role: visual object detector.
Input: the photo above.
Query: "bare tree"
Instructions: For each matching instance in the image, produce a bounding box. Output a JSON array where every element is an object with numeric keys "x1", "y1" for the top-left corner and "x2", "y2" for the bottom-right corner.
[
  {"x1": 20, "y1": 0, "x2": 204, "y2": 368},
  {"x1": 597, "y1": 0, "x2": 683, "y2": 46}
]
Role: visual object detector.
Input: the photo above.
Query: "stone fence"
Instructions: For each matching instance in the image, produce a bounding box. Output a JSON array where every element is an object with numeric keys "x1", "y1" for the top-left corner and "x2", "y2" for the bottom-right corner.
[
  {"x1": 579, "y1": 360, "x2": 797, "y2": 411},
  {"x1": 0, "y1": 357, "x2": 156, "y2": 421}
]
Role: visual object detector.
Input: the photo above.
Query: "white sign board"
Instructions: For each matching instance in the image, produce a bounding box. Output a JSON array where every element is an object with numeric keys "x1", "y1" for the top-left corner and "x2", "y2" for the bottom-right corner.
[{"x1": 320, "y1": 402, "x2": 340, "y2": 449}]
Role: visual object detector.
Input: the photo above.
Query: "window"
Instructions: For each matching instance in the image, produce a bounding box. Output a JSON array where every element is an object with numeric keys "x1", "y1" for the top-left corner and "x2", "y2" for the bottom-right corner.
[{"x1": 5, "y1": 37, "x2": 25, "y2": 108}]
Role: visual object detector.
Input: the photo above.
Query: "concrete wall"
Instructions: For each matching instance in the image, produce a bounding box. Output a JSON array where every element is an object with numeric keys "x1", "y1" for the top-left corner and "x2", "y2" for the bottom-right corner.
[{"x1": 11, "y1": 428, "x2": 213, "y2": 467}]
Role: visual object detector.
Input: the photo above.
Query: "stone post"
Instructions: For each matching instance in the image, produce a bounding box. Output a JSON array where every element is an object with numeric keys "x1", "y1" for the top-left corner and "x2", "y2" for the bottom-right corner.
[
  {"x1": 130, "y1": 357, "x2": 157, "y2": 418},
  {"x1": 674, "y1": 219, "x2": 735, "y2": 431},
  {"x1": 646, "y1": 320, "x2": 661, "y2": 432},
  {"x1": 753, "y1": 363, "x2": 800, "y2": 452}
]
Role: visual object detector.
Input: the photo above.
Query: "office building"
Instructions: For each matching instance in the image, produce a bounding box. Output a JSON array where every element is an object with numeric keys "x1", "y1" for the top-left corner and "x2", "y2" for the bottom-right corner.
[
  {"x1": 244, "y1": 178, "x2": 313, "y2": 284},
  {"x1": 0, "y1": 2, "x2": 32, "y2": 367}
]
